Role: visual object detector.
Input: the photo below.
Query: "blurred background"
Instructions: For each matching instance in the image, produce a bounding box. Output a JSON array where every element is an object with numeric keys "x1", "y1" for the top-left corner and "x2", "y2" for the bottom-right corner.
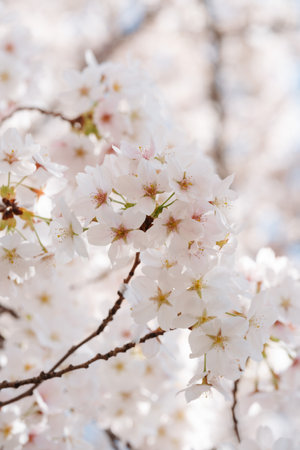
[{"x1": 3, "y1": 0, "x2": 300, "y2": 264}]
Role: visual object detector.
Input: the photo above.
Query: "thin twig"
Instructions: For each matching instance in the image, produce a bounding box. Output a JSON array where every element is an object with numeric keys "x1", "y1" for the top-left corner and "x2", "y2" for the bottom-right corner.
[
  {"x1": 105, "y1": 429, "x2": 119, "y2": 450},
  {"x1": 105, "y1": 428, "x2": 134, "y2": 449},
  {"x1": 0, "y1": 106, "x2": 81, "y2": 127},
  {"x1": 231, "y1": 379, "x2": 241, "y2": 442},
  {"x1": 0, "y1": 303, "x2": 19, "y2": 319},
  {"x1": 0, "y1": 328, "x2": 165, "y2": 407},
  {"x1": 0, "y1": 253, "x2": 140, "y2": 390}
]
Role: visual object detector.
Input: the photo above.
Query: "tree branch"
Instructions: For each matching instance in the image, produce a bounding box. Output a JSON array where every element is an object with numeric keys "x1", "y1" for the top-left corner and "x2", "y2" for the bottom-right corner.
[
  {"x1": 0, "y1": 328, "x2": 165, "y2": 407},
  {"x1": 0, "y1": 106, "x2": 82, "y2": 127},
  {"x1": 105, "y1": 429, "x2": 119, "y2": 450},
  {"x1": 0, "y1": 303, "x2": 19, "y2": 349},
  {"x1": 0, "y1": 215, "x2": 154, "y2": 407},
  {"x1": 0, "y1": 251, "x2": 140, "y2": 391},
  {"x1": 0, "y1": 334, "x2": 4, "y2": 350},
  {"x1": 105, "y1": 428, "x2": 134, "y2": 449},
  {"x1": 0, "y1": 303, "x2": 19, "y2": 319},
  {"x1": 231, "y1": 379, "x2": 241, "y2": 442}
]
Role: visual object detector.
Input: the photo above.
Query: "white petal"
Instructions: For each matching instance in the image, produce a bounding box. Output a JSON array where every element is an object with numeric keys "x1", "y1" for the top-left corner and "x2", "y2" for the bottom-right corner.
[
  {"x1": 184, "y1": 384, "x2": 211, "y2": 403},
  {"x1": 73, "y1": 236, "x2": 88, "y2": 257},
  {"x1": 87, "y1": 224, "x2": 112, "y2": 245},
  {"x1": 18, "y1": 243, "x2": 40, "y2": 258},
  {"x1": 140, "y1": 339, "x2": 160, "y2": 358}
]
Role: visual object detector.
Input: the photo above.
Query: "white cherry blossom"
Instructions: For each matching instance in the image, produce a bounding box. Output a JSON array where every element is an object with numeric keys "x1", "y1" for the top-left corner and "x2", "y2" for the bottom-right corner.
[
  {"x1": 115, "y1": 158, "x2": 170, "y2": 215},
  {"x1": 62, "y1": 65, "x2": 103, "y2": 115},
  {"x1": 76, "y1": 164, "x2": 112, "y2": 224},
  {"x1": 246, "y1": 291, "x2": 278, "y2": 360},
  {"x1": 0, "y1": 233, "x2": 40, "y2": 280},
  {"x1": 87, "y1": 208, "x2": 145, "y2": 263},
  {"x1": 0, "y1": 128, "x2": 39, "y2": 176},
  {"x1": 269, "y1": 277, "x2": 300, "y2": 326},
  {"x1": 50, "y1": 199, "x2": 87, "y2": 263},
  {"x1": 147, "y1": 201, "x2": 201, "y2": 246},
  {"x1": 126, "y1": 275, "x2": 177, "y2": 330},
  {"x1": 189, "y1": 317, "x2": 249, "y2": 379}
]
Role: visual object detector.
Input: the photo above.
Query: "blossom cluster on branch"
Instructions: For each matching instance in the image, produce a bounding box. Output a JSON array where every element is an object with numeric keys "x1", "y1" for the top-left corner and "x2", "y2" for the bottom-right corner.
[{"x1": 0, "y1": 5, "x2": 299, "y2": 450}]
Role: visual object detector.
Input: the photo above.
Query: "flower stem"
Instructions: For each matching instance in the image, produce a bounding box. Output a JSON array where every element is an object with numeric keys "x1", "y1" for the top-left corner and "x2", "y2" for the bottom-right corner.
[{"x1": 32, "y1": 226, "x2": 47, "y2": 253}]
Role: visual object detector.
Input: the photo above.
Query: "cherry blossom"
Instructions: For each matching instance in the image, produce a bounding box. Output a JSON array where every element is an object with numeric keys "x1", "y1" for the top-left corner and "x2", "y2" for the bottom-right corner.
[
  {"x1": 189, "y1": 317, "x2": 249, "y2": 379},
  {"x1": 127, "y1": 274, "x2": 178, "y2": 330},
  {"x1": 0, "y1": 128, "x2": 39, "y2": 176},
  {"x1": 50, "y1": 199, "x2": 87, "y2": 263},
  {"x1": 62, "y1": 66, "x2": 103, "y2": 115},
  {"x1": 0, "y1": 6, "x2": 298, "y2": 448},
  {"x1": 75, "y1": 164, "x2": 112, "y2": 224},
  {"x1": 0, "y1": 233, "x2": 40, "y2": 280}
]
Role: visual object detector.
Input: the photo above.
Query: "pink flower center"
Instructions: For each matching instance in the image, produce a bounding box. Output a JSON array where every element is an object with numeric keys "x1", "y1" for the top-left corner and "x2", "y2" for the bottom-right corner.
[
  {"x1": 143, "y1": 182, "x2": 159, "y2": 198},
  {"x1": 163, "y1": 215, "x2": 182, "y2": 235},
  {"x1": 101, "y1": 113, "x2": 112, "y2": 123},
  {"x1": 3, "y1": 150, "x2": 18, "y2": 164},
  {"x1": 111, "y1": 224, "x2": 132, "y2": 243},
  {"x1": 92, "y1": 189, "x2": 107, "y2": 208},
  {"x1": 176, "y1": 172, "x2": 193, "y2": 191}
]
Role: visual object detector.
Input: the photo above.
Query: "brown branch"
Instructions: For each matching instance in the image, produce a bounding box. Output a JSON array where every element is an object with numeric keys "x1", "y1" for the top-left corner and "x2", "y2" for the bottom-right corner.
[
  {"x1": 105, "y1": 428, "x2": 134, "y2": 450},
  {"x1": 0, "y1": 106, "x2": 82, "y2": 127},
  {"x1": 105, "y1": 429, "x2": 119, "y2": 450},
  {"x1": 0, "y1": 303, "x2": 19, "y2": 319},
  {"x1": 0, "y1": 303, "x2": 19, "y2": 349},
  {"x1": 0, "y1": 328, "x2": 165, "y2": 407},
  {"x1": 47, "y1": 250, "x2": 141, "y2": 375},
  {"x1": 231, "y1": 379, "x2": 241, "y2": 442},
  {"x1": 0, "y1": 252, "x2": 140, "y2": 391}
]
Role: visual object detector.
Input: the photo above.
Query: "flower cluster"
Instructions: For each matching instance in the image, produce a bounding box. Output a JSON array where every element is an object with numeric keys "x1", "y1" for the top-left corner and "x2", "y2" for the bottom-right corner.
[
  {"x1": 0, "y1": 7, "x2": 299, "y2": 449},
  {"x1": 0, "y1": 127, "x2": 71, "y2": 288},
  {"x1": 0, "y1": 17, "x2": 37, "y2": 115},
  {"x1": 66, "y1": 60, "x2": 280, "y2": 397},
  {"x1": 216, "y1": 249, "x2": 300, "y2": 449}
]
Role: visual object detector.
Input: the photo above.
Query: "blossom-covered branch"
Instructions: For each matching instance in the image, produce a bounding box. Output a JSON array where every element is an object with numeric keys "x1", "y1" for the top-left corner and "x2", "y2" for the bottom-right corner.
[
  {"x1": 0, "y1": 253, "x2": 140, "y2": 389},
  {"x1": 0, "y1": 216, "x2": 153, "y2": 405},
  {"x1": 0, "y1": 4, "x2": 299, "y2": 447}
]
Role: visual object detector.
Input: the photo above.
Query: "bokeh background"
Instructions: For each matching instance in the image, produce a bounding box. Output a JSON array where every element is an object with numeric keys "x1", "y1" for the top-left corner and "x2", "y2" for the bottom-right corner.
[{"x1": 3, "y1": 0, "x2": 300, "y2": 263}]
